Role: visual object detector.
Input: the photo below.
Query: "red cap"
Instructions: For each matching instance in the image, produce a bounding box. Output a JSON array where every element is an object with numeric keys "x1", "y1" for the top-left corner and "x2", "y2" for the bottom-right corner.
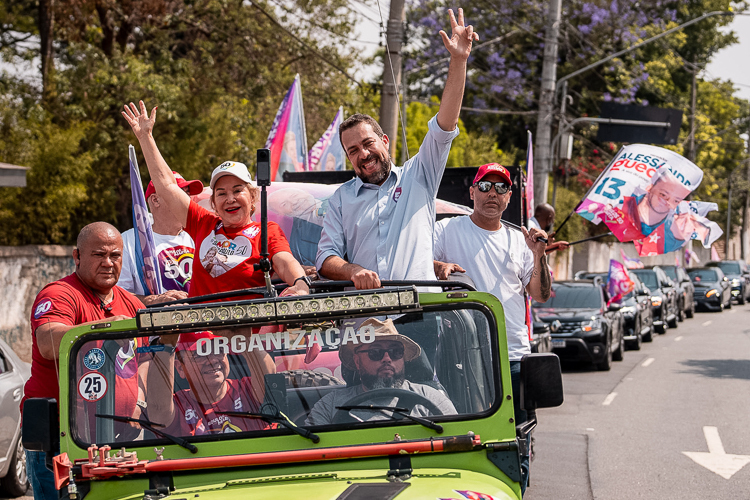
[
  {"x1": 176, "y1": 331, "x2": 218, "y2": 352},
  {"x1": 145, "y1": 171, "x2": 204, "y2": 200},
  {"x1": 473, "y1": 163, "x2": 512, "y2": 186}
]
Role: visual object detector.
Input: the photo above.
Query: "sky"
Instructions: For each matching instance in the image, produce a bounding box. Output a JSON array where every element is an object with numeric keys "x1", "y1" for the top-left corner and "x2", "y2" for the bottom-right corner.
[{"x1": 706, "y1": 14, "x2": 750, "y2": 101}]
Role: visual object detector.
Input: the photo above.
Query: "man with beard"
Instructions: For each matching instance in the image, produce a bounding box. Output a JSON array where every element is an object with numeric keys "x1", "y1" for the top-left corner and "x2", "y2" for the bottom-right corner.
[
  {"x1": 305, "y1": 318, "x2": 457, "y2": 425},
  {"x1": 316, "y1": 8, "x2": 478, "y2": 289}
]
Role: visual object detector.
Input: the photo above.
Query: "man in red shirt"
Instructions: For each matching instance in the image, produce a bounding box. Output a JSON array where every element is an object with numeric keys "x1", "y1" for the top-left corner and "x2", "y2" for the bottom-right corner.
[
  {"x1": 23, "y1": 222, "x2": 144, "y2": 500},
  {"x1": 145, "y1": 331, "x2": 273, "y2": 436}
]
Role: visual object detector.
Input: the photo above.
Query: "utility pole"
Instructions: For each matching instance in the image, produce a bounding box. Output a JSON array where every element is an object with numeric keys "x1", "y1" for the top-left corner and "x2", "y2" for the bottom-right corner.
[
  {"x1": 687, "y1": 62, "x2": 698, "y2": 162},
  {"x1": 742, "y1": 132, "x2": 750, "y2": 261},
  {"x1": 534, "y1": 0, "x2": 562, "y2": 205},
  {"x1": 379, "y1": 0, "x2": 406, "y2": 160}
]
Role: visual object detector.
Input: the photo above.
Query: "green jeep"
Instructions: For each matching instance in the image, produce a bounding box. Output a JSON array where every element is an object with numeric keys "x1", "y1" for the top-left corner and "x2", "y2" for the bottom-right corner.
[{"x1": 23, "y1": 282, "x2": 563, "y2": 500}]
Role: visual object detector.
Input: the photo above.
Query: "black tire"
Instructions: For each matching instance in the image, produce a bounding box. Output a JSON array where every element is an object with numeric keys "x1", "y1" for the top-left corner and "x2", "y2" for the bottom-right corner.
[
  {"x1": 677, "y1": 299, "x2": 685, "y2": 322},
  {"x1": 0, "y1": 439, "x2": 28, "y2": 498},
  {"x1": 596, "y1": 333, "x2": 613, "y2": 371},
  {"x1": 739, "y1": 294, "x2": 746, "y2": 305},
  {"x1": 726, "y1": 297, "x2": 732, "y2": 309},
  {"x1": 629, "y1": 320, "x2": 643, "y2": 350},
  {"x1": 685, "y1": 300, "x2": 695, "y2": 319},
  {"x1": 642, "y1": 326, "x2": 653, "y2": 343},
  {"x1": 281, "y1": 369, "x2": 345, "y2": 388},
  {"x1": 667, "y1": 306, "x2": 678, "y2": 329},
  {"x1": 612, "y1": 332, "x2": 625, "y2": 361}
]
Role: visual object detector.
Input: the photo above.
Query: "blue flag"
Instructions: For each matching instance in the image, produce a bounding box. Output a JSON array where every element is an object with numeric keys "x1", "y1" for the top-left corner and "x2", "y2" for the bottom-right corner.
[{"x1": 129, "y1": 145, "x2": 162, "y2": 295}]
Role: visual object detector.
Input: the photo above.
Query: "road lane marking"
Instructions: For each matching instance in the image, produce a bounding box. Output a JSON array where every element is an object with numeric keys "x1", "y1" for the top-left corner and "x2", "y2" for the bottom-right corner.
[
  {"x1": 702, "y1": 320, "x2": 712, "y2": 326},
  {"x1": 675, "y1": 336, "x2": 683, "y2": 342},
  {"x1": 642, "y1": 357, "x2": 655, "y2": 367},
  {"x1": 683, "y1": 426, "x2": 750, "y2": 479},
  {"x1": 602, "y1": 392, "x2": 617, "y2": 406}
]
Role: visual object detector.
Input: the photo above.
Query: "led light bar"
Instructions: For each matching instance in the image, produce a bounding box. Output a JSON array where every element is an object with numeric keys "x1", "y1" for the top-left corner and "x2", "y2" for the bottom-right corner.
[{"x1": 137, "y1": 287, "x2": 420, "y2": 331}]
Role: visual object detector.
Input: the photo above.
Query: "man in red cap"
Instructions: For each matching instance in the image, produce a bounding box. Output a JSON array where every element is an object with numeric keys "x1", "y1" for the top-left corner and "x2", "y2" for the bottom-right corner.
[
  {"x1": 118, "y1": 171, "x2": 204, "y2": 305},
  {"x1": 432, "y1": 162, "x2": 550, "y2": 494},
  {"x1": 145, "y1": 331, "x2": 275, "y2": 436}
]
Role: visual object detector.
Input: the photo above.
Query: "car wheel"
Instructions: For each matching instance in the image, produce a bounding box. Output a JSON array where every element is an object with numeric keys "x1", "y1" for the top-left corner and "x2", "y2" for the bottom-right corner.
[
  {"x1": 686, "y1": 300, "x2": 695, "y2": 318},
  {"x1": 678, "y1": 300, "x2": 685, "y2": 322},
  {"x1": 0, "y1": 439, "x2": 29, "y2": 498},
  {"x1": 596, "y1": 333, "x2": 613, "y2": 371},
  {"x1": 627, "y1": 319, "x2": 643, "y2": 350},
  {"x1": 613, "y1": 332, "x2": 625, "y2": 361},
  {"x1": 667, "y1": 306, "x2": 678, "y2": 329},
  {"x1": 718, "y1": 301, "x2": 724, "y2": 312},
  {"x1": 726, "y1": 297, "x2": 732, "y2": 309},
  {"x1": 643, "y1": 326, "x2": 653, "y2": 342}
]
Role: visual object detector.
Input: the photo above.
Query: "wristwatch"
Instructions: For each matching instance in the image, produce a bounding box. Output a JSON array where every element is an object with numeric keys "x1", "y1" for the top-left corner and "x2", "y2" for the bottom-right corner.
[{"x1": 293, "y1": 275, "x2": 312, "y2": 289}]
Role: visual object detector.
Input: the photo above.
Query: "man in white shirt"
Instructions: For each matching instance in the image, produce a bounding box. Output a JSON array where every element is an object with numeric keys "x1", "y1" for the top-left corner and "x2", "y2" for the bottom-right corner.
[
  {"x1": 119, "y1": 171, "x2": 203, "y2": 305},
  {"x1": 432, "y1": 162, "x2": 551, "y2": 494},
  {"x1": 316, "y1": 8, "x2": 478, "y2": 290}
]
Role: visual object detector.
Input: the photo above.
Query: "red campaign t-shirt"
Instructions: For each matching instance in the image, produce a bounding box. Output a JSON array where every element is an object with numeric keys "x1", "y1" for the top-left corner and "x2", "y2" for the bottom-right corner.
[
  {"x1": 185, "y1": 201, "x2": 292, "y2": 300},
  {"x1": 23, "y1": 273, "x2": 144, "y2": 415},
  {"x1": 166, "y1": 377, "x2": 267, "y2": 436}
]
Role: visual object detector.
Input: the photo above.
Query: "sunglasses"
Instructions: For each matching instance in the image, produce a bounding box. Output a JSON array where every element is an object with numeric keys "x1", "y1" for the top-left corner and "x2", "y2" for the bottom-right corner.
[
  {"x1": 356, "y1": 346, "x2": 405, "y2": 362},
  {"x1": 475, "y1": 180, "x2": 511, "y2": 194}
]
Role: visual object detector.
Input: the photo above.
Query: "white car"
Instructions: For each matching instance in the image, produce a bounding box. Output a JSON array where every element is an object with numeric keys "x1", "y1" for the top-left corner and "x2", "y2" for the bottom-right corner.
[{"x1": 0, "y1": 339, "x2": 30, "y2": 497}]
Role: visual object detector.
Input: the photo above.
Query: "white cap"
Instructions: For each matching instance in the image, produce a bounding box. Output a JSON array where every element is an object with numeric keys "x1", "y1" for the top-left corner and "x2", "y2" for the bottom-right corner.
[{"x1": 210, "y1": 161, "x2": 257, "y2": 190}]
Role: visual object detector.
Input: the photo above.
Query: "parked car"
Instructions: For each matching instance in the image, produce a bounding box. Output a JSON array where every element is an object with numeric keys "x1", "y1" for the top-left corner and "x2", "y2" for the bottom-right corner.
[
  {"x1": 575, "y1": 271, "x2": 654, "y2": 347},
  {"x1": 689, "y1": 267, "x2": 732, "y2": 311},
  {"x1": 632, "y1": 266, "x2": 679, "y2": 333},
  {"x1": 661, "y1": 265, "x2": 696, "y2": 320},
  {"x1": 0, "y1": 339, "x2": 30, "y2": 497},
  {"x1": 533, "y1": 279, "x2": 625, "y2": 371},
  {"x1": 531, "y1": 320, "x2": 552, "y2": 353},
  {"x1": 706, "y1": 260, "x2": 750, "y2": 304}
]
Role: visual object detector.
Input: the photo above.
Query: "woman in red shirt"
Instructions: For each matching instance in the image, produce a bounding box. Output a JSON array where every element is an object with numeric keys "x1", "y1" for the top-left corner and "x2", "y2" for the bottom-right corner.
[{"x1": 123, "y1": 101, "x2": 310, "y2": 299}]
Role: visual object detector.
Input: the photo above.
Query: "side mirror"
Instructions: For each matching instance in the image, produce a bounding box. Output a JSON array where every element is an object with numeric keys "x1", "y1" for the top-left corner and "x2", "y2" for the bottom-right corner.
[
  {"x1": 638, "y1": 288, "x2": 650, "y2": 296},
  {"x1": 520, "y1": 353, "x2": 564, "y2": 411},
  {"x1": 22, "y1": 398, "x2": 58, "y2": 453},
  {"x1": 608, "y1": 302, "x2": 622, "y2": 312}
]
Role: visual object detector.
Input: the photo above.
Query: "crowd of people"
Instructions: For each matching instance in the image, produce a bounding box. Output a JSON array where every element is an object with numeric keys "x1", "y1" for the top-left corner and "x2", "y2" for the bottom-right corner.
[{"x1": 21, "y1": 8, "x2": 556, "y2": 499}]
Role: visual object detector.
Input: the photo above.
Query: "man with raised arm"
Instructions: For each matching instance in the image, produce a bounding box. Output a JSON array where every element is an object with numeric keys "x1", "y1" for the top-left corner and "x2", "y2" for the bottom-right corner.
[{"x1": 315, "y1": 8, "x2": 478, "y2": 290}]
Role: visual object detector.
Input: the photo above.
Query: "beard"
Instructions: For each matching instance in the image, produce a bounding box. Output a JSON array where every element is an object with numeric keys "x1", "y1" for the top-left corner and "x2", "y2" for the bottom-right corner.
[
  {"x1": 356, "y1": 153, "x2": 391, "y2": 185},
  {"x1": 360, "y1": 367, "x2": 405, "y2": 390}
]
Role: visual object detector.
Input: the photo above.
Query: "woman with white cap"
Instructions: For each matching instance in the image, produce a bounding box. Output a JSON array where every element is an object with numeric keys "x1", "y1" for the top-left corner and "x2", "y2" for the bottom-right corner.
[{"x1": 122, "y1": 101, "x2": 310, "y2": 299}]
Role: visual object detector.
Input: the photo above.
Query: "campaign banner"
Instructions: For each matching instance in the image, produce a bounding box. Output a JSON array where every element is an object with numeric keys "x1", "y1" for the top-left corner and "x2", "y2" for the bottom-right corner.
[
  {"x1": 607, "y1": 259, "x2": 634, "y2": 304},
  {"x1": 620, "y1": 249, "x2": 644, "y2": 269},
  {"x1": 633, "y1": 200, "x2": 723, "y2": 256},
  {"x1": 309, "y1": 107, "x2": 345, "y2": 171},
  {"x1": 128, "y1": 145, "x2": 163, "y2": 295},
  {"x1": 525, "y1": 131, "x2": 534, "y2": 223},
  {"x1": 264, "y1": 74, "x2": 309, "y2": 182},
  {"x1": 576, "y1": 144, "x2": 719, "y2": 255}
]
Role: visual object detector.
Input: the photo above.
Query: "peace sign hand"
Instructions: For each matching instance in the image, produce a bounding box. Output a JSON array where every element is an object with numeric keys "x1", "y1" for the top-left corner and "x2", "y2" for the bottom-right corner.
[
  {"x1": 439, "y1": 8, "x2": 479, "y2": 61},
  {"x1": 122, "y1": 100, "x2": 157, "y2": 141}
]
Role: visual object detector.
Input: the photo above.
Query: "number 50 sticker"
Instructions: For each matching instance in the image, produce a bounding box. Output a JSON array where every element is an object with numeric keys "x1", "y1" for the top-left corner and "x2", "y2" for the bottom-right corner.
[{"x1": 78, "y1": 372, "x2": 108, "y2": 402}]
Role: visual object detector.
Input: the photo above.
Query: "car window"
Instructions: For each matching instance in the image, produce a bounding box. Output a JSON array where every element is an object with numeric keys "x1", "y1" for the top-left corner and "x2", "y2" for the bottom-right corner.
[
  {"x1": 533, "y1": 285, "x2": 601, "y2": 309},
  {"x1": 0, "y1": 351, "x2": 7, "y2": 374},
  {"x1": 717, "y1": 262, "x2": 741, "y2": 275},
  {"x1": 633, "y1": 271, "x2": 658, "y2": 290},
  {"x1": 689, "y1": 269, "x2": 718, "y2": 282},
  {"x1": 662, "y1": 267, "x2": 677, "y2": 281}
]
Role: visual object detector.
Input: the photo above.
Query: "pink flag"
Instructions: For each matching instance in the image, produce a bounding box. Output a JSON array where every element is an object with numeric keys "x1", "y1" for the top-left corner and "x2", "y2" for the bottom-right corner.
[
  {"x1": 607, "y1": 259, "x2": 634, "y2": 304},
  {"x1": 711, "y1": 246, "x2": 720, "y2": 261},
  {"x1": 675, "y1": 252, "x2": 680, "y2": 267},
  {"x1": 525, "y1": 131, "x2": 534, "y2": 223},
  {"x1": 620, "y1": 249, "x2": 644, "y2": 269},
  {"x1": 265, "y1": 74, "x2": 308, "y2": 181},
  {"x1": 309, "y1": 107, "x2": 345, "y2": 171}
]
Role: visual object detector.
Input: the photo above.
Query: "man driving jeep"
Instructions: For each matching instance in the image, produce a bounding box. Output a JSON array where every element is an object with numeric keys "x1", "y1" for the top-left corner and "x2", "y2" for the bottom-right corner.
[{"x1": 305, "y1": 318, "x2": 456, "y2": 425}]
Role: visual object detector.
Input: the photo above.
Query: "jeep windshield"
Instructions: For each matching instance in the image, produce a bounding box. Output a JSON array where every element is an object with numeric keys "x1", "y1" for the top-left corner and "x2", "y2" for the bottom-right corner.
[
  {"x1": 533, "y1": 284, "x2": 601, "y2": 309},
  {"x1": 69, "y1": 289, "x2": 499, "y2": 448}
]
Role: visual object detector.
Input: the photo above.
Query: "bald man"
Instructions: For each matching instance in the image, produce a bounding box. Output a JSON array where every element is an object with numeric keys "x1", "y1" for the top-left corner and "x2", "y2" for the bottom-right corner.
[
  {"x1": 23, "y1": 222, "x2": 144, "y2": 500},
  {"x1": 529, "y1": 203, "x2": 569, "y2": 254}
]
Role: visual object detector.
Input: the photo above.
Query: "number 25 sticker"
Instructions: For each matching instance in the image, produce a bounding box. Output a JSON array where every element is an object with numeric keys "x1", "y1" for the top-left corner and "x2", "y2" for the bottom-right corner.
[{"x1": 77, "y1": 372, "x2": 108, "y2": 402}]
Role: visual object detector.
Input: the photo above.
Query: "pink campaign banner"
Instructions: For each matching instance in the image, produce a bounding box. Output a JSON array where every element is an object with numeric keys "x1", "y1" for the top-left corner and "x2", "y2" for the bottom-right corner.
[
  {"x1": 576, "y1": 144, "x2": 721, "y2": 256},
  {"x1": 309, "y1": 107, "x2": 346, "y2": 171},
  {"x1": 607, "y1": 259, "x2": 634, "y2": 305},
  {"x1": 265, "y1": 75, "x2": 308, "y2": 181}
]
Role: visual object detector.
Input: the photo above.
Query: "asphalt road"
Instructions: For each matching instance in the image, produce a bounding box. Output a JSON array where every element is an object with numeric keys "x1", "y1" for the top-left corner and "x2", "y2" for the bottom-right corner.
[{"x1": 525, "y1": 303, "x2": 750, "y2": 499}]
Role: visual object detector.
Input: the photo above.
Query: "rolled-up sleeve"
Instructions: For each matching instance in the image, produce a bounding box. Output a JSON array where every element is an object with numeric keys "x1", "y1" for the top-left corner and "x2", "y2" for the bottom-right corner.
[
  {"x1": 409, "y1": 115, "x2": 459, "y2": 197},
  {"x1": 316, "y1": 189, "x2": 346, "y2": 271}
]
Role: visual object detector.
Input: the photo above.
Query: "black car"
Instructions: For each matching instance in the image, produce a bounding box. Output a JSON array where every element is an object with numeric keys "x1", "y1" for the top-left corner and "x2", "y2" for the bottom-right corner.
[
  {"x1": 575, "y1": 271, "x2": 654, "y2": 348},
  {"x1": 632, "y1": 266, "x2": 679, "y2": 333},
  {"x1": 706, "y1": 260, "x2": 750, "y2": 304},
  {"x1": 689, "y1": 267, "x2": 732, "y2": 311},
  {"x1": 660, "y1": 265, "x2": 696, "y2": 320},
  {"x1": 532, "y1": 279, "x2": 625, "y2": 371}
]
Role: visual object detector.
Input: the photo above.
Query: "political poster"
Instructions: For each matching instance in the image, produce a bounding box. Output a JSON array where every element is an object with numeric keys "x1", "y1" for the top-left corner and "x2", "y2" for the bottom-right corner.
[
  {"x1": 128, "y1": 145, "x2": 163, "y2": 295},
  {"x1": 620, "y1": 249, "x2": 644, "y2": 269},
  {"x1": 309, "y1": 107, "x2": 345, "y2": 171},
  {"x1": 607, "y1": 259, "x2": 634, "y2": 304},
  {"x1": 576, "y1": 144, "x2": 720, "y2": 255},
  {"x1": 265, "y1": 74, "x2": 309, "y2": 182}
]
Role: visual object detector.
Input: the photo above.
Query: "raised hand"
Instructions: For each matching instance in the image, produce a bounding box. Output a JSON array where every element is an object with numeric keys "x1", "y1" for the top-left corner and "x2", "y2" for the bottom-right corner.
[
  {"x1": 439, "y1": 8, "x2": 479, "y2": 61},
  {"x1": 122, "y1": 100, "x2": 157, "y2": 141}
]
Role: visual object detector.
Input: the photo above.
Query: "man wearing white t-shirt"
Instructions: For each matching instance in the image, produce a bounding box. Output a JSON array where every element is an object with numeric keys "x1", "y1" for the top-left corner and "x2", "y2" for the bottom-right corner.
[
  {"x1": 119, "y1": 171, "x2": 203, "y2": 305},
  {"x1": 433, "y1": 162, "x2": 551, "y2": 494}
]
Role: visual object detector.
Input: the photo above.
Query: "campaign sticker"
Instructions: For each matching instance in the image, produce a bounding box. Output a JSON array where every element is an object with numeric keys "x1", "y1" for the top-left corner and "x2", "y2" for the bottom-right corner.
[
  {"x1": 393, "y1": 187, "x2": 402, "y2": 202},
  {"x1": 77, "y1": 372, "x2": 108, "y2": 402},
  {"x1": 83, "y1": 348, "x2": 105, "y2": 370},
  {"x1": 33, "y1": 299, "x2": 53, "y2": 319}
]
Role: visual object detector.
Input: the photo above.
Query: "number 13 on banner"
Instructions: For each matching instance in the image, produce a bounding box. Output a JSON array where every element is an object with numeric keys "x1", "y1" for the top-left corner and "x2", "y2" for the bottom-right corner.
[{"x1": 594, "y1": 177, "x2": 627, "y2": 200}]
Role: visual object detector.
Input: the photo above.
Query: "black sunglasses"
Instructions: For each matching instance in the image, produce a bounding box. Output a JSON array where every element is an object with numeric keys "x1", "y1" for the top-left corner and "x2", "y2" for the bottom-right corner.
[
  {"x1": 356, "y1": 346, "x2": 405, "y2": 362},
  {"x1": 475, "y1": 180, "x2": 510, "y2": 194}
]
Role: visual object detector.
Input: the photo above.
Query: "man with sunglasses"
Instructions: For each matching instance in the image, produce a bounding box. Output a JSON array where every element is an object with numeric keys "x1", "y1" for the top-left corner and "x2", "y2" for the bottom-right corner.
[
  {"x1": 432, "y1": 162, "x2": 551, "y2": 494},
  {"x1": 305, "y1": 318, "x2": 456, "y2": 425}
]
